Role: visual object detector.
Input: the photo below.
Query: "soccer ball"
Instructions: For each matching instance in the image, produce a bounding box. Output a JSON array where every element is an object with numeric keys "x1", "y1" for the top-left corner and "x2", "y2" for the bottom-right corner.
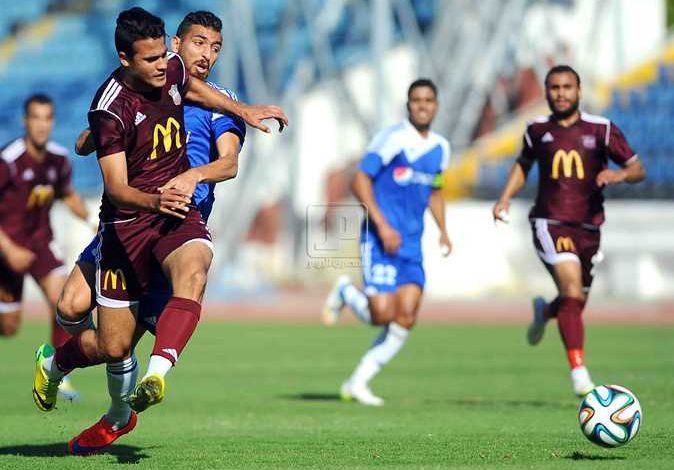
[{"x1": 578, "y1": 385, "x2": 642, "y2": 448}]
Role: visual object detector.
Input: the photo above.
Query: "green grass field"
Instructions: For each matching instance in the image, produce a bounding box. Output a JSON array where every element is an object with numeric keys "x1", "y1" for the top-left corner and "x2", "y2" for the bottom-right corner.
[{"x1": 0, "y1": 320, "x2": 672, "y2": 469}]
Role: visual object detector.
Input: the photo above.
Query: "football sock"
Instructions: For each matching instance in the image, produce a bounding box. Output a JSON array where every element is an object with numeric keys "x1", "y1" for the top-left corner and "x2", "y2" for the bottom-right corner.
[
  {"x1": 545, "y1": 296, "x2": 561, "y2": 319},
  {"x1": 147, "y1": 297, "x2": 201, "y2": 378},
  {"x1": 56, "y1": 310, "x2": 95, "y2": 336},
  {"x1": 349, "y1": 322, "x2": 409, "y2": 386},
  {"x1": 51, "y1": 332, "x2": 102, "y2": 377},
  {"x1": 105, "y1": 354, "x2": 138, "y2": 431},
  {"x1": 51, "y1": 314, "x2": 71, "y2": 348},
  {"x1": 556, "y1": 296, "x2": 586, "y2": 365},
  {"x1": 341, "y1": 283, "x2": 372, "y2": 324}
]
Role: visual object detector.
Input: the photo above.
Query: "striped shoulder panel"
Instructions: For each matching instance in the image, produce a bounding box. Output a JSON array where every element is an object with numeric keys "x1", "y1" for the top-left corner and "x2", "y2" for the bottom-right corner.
[
  {"x1": 94, "y1": 77, "x2": 123, "y2": 113},
  {"x1": 528, "y1": 115, "x2": 550, "y2": 125},
  {"x1": 1, "y1": 138, "x2": 26, "y2": 163},
  {"x1": 46, "y1": 141, "x2": 69, "y2": 157}
]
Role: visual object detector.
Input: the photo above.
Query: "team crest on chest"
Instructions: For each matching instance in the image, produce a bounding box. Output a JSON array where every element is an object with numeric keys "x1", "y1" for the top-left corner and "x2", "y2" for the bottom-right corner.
[
  {"x1": 581, "y1": 135, "x2": 596, "y2": 149},
  {"x1": 169, "y1": 84, "x2": 181, "y2": 105}
]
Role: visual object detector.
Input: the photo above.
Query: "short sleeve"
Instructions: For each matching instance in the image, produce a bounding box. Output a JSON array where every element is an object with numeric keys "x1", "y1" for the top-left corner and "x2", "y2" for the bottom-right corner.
[
  {"x1": 211, "y1": 89, "x2": 246, "y2": 145},
  {"x1": 359, "y1": 152, "x2": 384, "y2": 177},
  {"x1": 360, "y1": 126, "x2": 403, "y2": 177},
  {"x1": 55, "y1": 157, "x2": 73, "y2": 197},
  {"x1": 607, "y1": 122, "x2": 637, "y2": 166},
  {"x1": 168, "y1": 53, "x2": 189, "y2": 95},
  {"x1": 88, "y1": 110, "x2": 126, "y2": 159},
  {"x1": 516, "y1": 129, "x2": 536, "y2": 172}
]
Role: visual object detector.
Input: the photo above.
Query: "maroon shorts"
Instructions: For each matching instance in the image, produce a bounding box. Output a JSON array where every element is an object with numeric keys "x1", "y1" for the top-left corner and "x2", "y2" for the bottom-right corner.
[
  {"x1": 531, "y1": 218, "x2": 601, "y2": 290},
  {"x1": 95, "y1": 210, "x2": 212, "y2": 308},
  {"x1": 0, "y1": 240, "x2": 64, "y2": 313}
]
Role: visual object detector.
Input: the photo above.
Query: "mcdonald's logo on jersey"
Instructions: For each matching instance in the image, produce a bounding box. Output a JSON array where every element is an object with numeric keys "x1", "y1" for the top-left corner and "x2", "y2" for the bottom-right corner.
[
  {"x1": 26, "y1": 185, "x2": 55, "y2": 209},
  {"x1": 150, "y1": 117, "x2": 182, "y2": 159},
  {"x1": 555, "y1": 236, "x2": 576, "y2": 253},
  {"x1": 551, "y1": 149, "x2": 584, "y2": 180},
  {"x1": 103, "y1": 269, "x2": 127, "y2": 291}
]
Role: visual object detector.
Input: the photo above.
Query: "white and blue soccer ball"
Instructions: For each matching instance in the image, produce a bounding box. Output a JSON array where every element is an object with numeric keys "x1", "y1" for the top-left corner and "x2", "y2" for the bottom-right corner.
[{"x1": 578, "y1": 385, "x2": 642, "y2": 448}]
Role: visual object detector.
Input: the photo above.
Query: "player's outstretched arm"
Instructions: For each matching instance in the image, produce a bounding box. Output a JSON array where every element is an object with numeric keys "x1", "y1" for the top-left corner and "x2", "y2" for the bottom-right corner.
[
  {"x1": 185, "y1": 78, "x2": 288, "y2": 134},
  {"x1": 98, "y1": 152, "x2": 191, "y2": 219},
  {"x1": 351, "y1": 170, "x2": 401, "y2": 254},
  {"x1": 62, "y1": 190, "x2": 89, "y2": 221},
  {"x1": 596, "y1": 158, "x2": 646, "y2": 187},
  {"x1": 0, "y1": 228, "x2": 35, "y2": 273},
  {"x1": 493, "y1": 161, "x2": 527, "y2": 223},
  {"x1": 75, "y1": 128, "x2": 95, "y2": 156},
  {"x1": 428, "y1": 189, "x2": 452, "y2": 257},
  {"x1": 159, "y1": 133, "x2": 240, "y2": 195}
]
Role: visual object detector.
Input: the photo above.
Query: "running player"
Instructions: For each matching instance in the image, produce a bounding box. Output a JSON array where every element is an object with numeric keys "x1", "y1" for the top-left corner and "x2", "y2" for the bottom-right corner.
[
  {"x1": 32, "y1": 5, "x2": 285, "y2": 447},
  {"x1": 0, "y1": 93, "x2": 89, "y2": 399},
  {"x1": 492, "y1": 65, "x2": 646, "y2": 396},
  {"x1": 323, "y1": 79, "x2": 452, "y2": 406}
]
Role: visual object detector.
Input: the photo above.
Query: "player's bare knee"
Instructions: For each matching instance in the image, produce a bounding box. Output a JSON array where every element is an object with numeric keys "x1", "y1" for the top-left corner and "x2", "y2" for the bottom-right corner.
[
  {"x1": 0, "y1": 318, "x2": 20, "y2": 336},
  {"x1": 98, "y1": 338, "x2": 132, "y2": 362},
  {"x1": 56, "y1": 292, "x2": 90, "y2": 322},
  {"x1": 369, "y1": 305, "x2": 395, "y2": 325},
  {"x1": 394, "y1": 312, "x2": 417, "y2": 330}
]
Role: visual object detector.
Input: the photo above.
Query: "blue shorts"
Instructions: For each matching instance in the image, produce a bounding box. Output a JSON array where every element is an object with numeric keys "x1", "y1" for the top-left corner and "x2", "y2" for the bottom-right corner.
[
  {"x1": 78, "y1": 235, "x2": 171, "y2": 335},
  {"x1": 360, "y1": 238, "x2": 425, "y2": 295}
]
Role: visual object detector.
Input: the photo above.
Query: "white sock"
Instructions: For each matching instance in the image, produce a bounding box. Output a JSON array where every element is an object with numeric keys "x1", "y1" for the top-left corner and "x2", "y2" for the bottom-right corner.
[
  {"x1": 341, "y1": 283, "x2": 371, "y2": 324},
  {"x1": 105, "y1": 354, "x2": 138, "y2": 431},
  {"x1": 56, "y1": 311, "x2": 95, "y2": 336},
  {"x1": 42, "y1": 355, "x2": 66, "y2": 381},
  {"x1": 349, "y1": 322, "x2": 409, "y2": 386},
  {"x1": 143, "y1": 355, "x2": 173, "y2": 380}
]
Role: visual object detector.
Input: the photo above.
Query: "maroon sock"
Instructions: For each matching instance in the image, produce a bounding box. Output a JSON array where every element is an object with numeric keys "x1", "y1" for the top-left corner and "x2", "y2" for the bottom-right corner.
[
  {"x1": 151, "y1": 297, "x2": 201, "y2": 364},
  {"x1": 54, "y1": 332, "x2": 102, "y2": 372},
  {"x1": 546, "y1": 296, "x2": 561, "y2": 319},
  {"x1": 51, "y1": 315, "x2": 71, "y2": 348},
  {"x1": 556, "y1": 297, "x2": 585, "y2": 350}
]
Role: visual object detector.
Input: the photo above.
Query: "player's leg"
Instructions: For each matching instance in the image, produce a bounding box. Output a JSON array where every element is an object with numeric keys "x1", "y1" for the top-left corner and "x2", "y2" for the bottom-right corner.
[
  {"x1": 56, "y1": 261, "x2": 97, "y2": 334},
  {"x1": 0, "y1": 263, "x2": 24, "y2": 336}
]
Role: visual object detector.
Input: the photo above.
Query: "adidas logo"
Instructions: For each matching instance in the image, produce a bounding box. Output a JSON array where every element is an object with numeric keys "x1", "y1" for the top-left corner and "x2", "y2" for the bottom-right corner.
[
  {"x1": 134, "y1": 112, "x2": 147, "y2": 125},
  {"x1": 162, "y1": 348, "x2": 178, "y2": 362},
  {"x1": 541, "y1": 132, "x2": 554, "y2": 143}
]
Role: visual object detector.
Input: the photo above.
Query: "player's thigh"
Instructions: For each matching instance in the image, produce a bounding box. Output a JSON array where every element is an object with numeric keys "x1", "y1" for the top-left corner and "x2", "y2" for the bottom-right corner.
[
  {"x1": 0, "y1": 310, "x2": 22, "y2": 336},
  {"x1": 551, "y1": 261, "x2": 585, "y2": 300},
  {"x1": 57, "y1": 261, "x2": 97, "y2": 320},
  {"x1": 367, "y1": 293, "x2": 397, "y2": 325},
  {"x1": 394, "y1": 284, "x2": 423, "y2": 328},
  {"x1": 96, "y1": 305, "x2": 138, "y2": 360},
  {"x1": 161, "y1": 241, "x2": 213, "y2": 301}
]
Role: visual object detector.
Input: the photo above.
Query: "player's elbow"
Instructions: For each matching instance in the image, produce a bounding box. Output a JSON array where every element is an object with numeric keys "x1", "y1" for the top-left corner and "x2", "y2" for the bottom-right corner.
[{"x1": 222, "y1": 159, "x2": 238, "y2": 180}]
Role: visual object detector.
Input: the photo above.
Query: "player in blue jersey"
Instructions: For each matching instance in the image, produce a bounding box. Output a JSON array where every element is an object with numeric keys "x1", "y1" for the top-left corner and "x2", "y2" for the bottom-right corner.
[
  {"x1": 53, "y1": 11, "x2": 247, "y2": 454},
  {"x1": 323, "y1": 79, "x2": 452, "y2": 406}
]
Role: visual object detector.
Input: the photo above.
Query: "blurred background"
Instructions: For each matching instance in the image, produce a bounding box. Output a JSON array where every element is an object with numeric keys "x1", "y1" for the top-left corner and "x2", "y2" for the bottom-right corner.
[{"x1": 1, "y1": 0, "x2": 673, "y2": 318}]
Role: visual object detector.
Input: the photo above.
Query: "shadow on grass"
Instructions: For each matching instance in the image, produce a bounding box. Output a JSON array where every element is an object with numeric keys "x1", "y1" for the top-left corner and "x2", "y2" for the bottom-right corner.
[
  {"x1": 431, "y1": 397, "x2": 570, "y2": 409},
  {"x1": 0, "y1": 443, "x2": 149, "y2": 464},
  {"x1": 282, "y1": 393, "x2": 342, "y2": 401},
  {"x1": 564, "y1": 451, "x2": 626, "y2": 461}
]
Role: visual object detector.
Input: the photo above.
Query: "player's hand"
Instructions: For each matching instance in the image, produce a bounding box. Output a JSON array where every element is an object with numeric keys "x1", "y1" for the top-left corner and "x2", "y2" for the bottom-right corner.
[
  {"x1": 156, "y1": 188, "x2": 191, "y2": 219},
  {"x1": 492, "y1": 199, "x2": 510, "y2": 224},
  {"x1": 439, "y1": 232, "x2": 452, "y2": 257},
  {"x1": 240, "y1": 104, "x2": 288, "y2": 133},
  {"x1": 378, "y1": 223, "x2": 401, "y2": 255},
  {"x1": 159, "y1": 169, "x2": 200, "y2": 199},
  {"x1": 4, "y1": 244, "x2": 36, "y2": 273},
  {"x1": 75, "y1": 128, "x2": 96, "y2": 156},
  {"x1": 596, "y1": 169, "x2": 626, "y2": 187}
]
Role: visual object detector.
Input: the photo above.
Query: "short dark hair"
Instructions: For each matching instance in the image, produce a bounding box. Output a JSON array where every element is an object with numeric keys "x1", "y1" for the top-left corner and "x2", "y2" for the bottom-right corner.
[
  {"x1": 176, "y1": 11, "x2": 222, "y2": 38},
  {"x1": 24, "y1": 93, "x2": 53, "y2": 115},
  {"x1": 408, "y1": 78, "x2": 437, "y2": 99},
  {"x1": 115, "y1": 7, "x2": 165, "y2": 57},
  {"x1": 545, "y1": 65, "x2": 581, "y2": 87}
]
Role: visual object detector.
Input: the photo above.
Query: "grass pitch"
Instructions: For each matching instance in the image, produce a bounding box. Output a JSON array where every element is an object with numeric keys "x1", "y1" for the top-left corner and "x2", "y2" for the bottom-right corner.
[{"x1": 0, "y1": 320, "x2": 672, "y2": 469}]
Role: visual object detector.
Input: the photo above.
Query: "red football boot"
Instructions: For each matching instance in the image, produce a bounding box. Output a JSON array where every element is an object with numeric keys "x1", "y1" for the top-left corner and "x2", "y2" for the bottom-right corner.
[{"x1": 68, "y1": 412, "x2": 138, "y2": 456}]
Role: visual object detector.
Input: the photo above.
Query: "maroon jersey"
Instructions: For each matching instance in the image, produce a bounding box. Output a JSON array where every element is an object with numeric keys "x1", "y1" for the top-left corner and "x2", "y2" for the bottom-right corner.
[
  {"x1": 518, "y1": 112, "x2": 637, "y2": 226},
  {"x1": 88, "y1": 53, "x2": 190, "y2": 222},
  {"x1": 0, "y1": 138, "x2": 73, "y2": 247}
]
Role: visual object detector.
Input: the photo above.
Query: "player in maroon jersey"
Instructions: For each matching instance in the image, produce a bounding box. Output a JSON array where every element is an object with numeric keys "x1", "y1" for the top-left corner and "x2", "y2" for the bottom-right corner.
[
  {"x1": 492, "y1": 65, "x2": 646, "y2": 396},
  {"x1": 32, "y1": 7, "x2": 288, "y2": 439},
  {"x1": 0, "y1": 94, "x2": 90, "y2": 398}
]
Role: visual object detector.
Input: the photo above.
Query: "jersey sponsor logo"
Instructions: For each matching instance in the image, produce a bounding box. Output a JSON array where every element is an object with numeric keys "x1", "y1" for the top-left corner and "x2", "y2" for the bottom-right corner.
[
  {"x1": 581, "y1": 135, "x2": 597, "y2": 149},
  {"x1": 542, "y1": 132, "x2": 554, "y2": 143},
  {"x1": 135, "y1": 112, "x2": 147, "y2": 125},
  {"x1": 551, "y1": 149, "x2": 584, "y2": 180},
  {"x1": 103, "y1": 268, "x2": 127, "y2": 291},
  {"x1": 392, "y1": 166, "x2": 436, "y2": 186},
  {"x1": 150, "y1": 117, "x2": 182, "y2": 160},
  {"x1": 555, "y1": 236, "x2": 576, "y2": 253},
  {"x1": 26, "y1": 185, "x2": 55, "y2": 209},
  {"x1": 169, "y1": 84, "x2": 181, "y2": 106}
]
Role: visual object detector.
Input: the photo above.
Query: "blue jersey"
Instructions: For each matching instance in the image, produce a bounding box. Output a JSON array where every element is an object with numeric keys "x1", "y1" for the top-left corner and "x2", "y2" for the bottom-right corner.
[
  {"x1": 184, "y1": 82, "x2": 246, "y2": 220},
  {"x1": 359, "y1": 120, "x2": 450, "y2": 260}
]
